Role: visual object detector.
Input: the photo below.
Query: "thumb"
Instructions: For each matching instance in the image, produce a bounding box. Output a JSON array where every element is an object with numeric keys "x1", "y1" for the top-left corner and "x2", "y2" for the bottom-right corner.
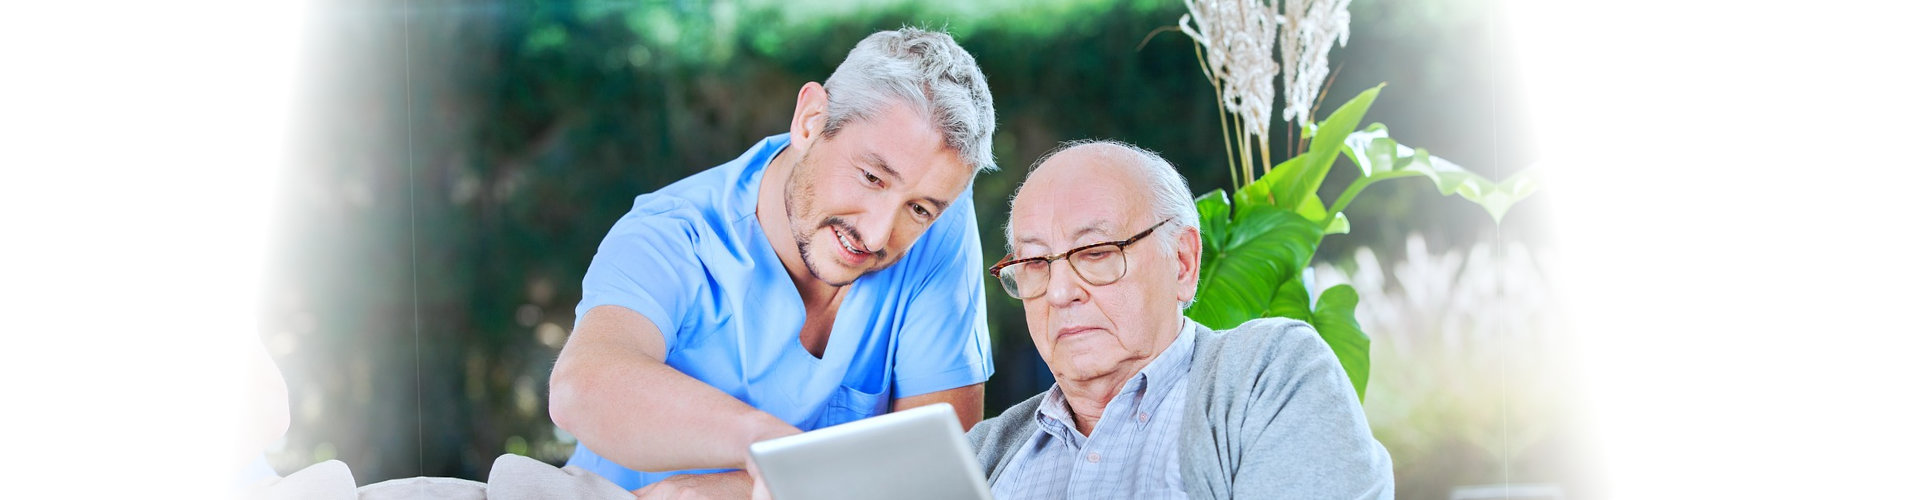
[
  {"x1": 746, "y1": 457, "x2": 771, "y2": 500},
  {"x1": 751, "y1": 476, "x2": 772, "y2": 500}
]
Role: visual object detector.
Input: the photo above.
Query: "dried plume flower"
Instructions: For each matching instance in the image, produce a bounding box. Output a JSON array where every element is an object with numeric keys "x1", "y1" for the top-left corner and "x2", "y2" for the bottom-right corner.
[
  {"x1": 1179, "y1": 0, "x2": 1281, "y2": 142},
  {"x1": 1279, "y1": 0, "x2": 1352, "y2": 128},
  {"x1": 1181, "y1": 0, "x2": 1352, "y2": 182}
]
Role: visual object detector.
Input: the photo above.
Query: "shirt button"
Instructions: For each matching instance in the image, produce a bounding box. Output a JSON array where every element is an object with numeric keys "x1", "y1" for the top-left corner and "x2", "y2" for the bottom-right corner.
[
  {"x1": 1137, "y1": 413, "x2": 1149, "y2": 424},
  {"x1": 1087, "y1": 452, "x2": 1101, "y2": 463}
]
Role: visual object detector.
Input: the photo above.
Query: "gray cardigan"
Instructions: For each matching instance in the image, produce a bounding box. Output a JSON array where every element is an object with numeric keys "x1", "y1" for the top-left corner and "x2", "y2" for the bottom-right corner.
[{"x1": 967, "y1": 318, "x2": 1394, "y2": 499}]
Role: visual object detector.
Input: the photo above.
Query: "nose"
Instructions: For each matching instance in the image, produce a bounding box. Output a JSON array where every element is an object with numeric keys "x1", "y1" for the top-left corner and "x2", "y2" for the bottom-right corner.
[
  {"x1": 1042, "y1": 257, "x2": 1088, "y2": 307},
  {"x1": 853, "y1": 202, "x2": 900, "y2": 253}
]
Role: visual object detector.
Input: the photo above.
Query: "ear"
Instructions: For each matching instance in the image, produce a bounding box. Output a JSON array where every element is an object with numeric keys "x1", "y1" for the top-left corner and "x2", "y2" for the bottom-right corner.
[
  {"x1": 1173, "y1": 225, "x2": 1202, "y2": 303},
  {"x1": 788, "y1": 82, "x2": 829, "y2": 154}
]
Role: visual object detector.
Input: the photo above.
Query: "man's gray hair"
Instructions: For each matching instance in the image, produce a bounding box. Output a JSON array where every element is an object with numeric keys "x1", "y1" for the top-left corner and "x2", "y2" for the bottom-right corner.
[
  {"x1": 822, "y1": 27, "x2": 997, "y2": 174},
  {"x1": 1011, "y1": 140, "x2": 1203, "y2": 307}
]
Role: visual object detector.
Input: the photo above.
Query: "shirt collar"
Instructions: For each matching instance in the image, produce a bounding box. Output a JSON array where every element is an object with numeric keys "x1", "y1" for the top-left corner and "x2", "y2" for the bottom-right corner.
[
  {"x1": 730, "y1": 133, "x2": 792, "y2": 222},
  {"x1": 1034, "y1": 384, "x2": 1078, "y2": 443},
  {"x1": 1133, "y1": 318, "x2": 1197, "y2": 417}
]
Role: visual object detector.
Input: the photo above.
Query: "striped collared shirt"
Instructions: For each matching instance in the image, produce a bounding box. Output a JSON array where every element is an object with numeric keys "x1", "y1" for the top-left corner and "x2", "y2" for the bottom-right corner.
[{"x1": 988, "y1": 319, "x2": 1197, "y2": 500}]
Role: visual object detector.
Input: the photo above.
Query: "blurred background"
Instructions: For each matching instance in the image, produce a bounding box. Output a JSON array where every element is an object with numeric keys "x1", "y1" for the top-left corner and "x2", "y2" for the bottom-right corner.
[{"x1": 265, "y1": 0, "x2": 1588, "y2": 497}]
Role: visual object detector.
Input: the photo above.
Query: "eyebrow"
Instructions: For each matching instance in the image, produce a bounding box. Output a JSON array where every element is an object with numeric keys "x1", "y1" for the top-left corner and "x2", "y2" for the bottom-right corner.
[
  {"x1": 862, "y1": 152, "x2": 902, "y2": 182},
  {"x1": 1070, "y1": 221, "x2": 1115, "y2": 241},
  {"x1": 1013, "y1": 221, "x2": 1114, "y2": 249},
  {"x1": 861, "y1": 151, "x2": 953, "y2": 212}
]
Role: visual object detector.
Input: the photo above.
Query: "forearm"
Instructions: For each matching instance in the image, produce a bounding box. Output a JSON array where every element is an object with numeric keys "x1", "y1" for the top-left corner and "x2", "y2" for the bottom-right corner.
[
  {"x1": 550, "y1": 340, "x2": 799, "y2": 472},
  {"x1": 893, "y1": 383, "x2": 985, "y2": 431}
]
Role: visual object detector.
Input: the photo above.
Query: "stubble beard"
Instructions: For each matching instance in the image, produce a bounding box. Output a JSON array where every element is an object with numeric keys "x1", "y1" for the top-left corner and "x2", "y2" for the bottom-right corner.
[{"x1": 786, "y1": 150, "x2": 856, "y2": 288}]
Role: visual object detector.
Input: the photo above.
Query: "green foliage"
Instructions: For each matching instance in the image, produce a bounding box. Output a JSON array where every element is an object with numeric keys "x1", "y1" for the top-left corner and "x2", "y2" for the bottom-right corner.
[
  {"x1": 1187, "y1": 190, "x2": 1323, "y2": 330},
  {"x1": 1309, "y1": 284, "x2": 1369, "y2": 401},
  {"x1": 1186, "y1": 85, "x2": 1537, "y2": 401},
  {"x1": 278, "y1": 0, "x2": 1539, "y2": 484},
  {"x1": 1338, "y1": 123, "x2": 1539, "y2": 223},
  {"x1": 1271, "y1": 84, "x2": 1383, "y2": 212}
]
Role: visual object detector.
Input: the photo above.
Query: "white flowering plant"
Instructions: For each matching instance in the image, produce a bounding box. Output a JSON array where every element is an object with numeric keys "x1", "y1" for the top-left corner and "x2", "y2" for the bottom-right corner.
[{"x1": 1176, "y1": 0, "x2": 1538, "y2": 401}]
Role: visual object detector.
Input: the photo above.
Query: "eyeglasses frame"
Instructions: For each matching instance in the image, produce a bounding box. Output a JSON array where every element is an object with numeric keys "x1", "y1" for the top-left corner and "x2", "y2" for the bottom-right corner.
[{"x1": 987, "y1": 218, "x2": 1174, "y2": 299}]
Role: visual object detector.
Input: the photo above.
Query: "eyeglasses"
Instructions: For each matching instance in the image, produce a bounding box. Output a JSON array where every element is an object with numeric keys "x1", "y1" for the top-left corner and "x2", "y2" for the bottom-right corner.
[{"x1": 988, "y1": 218, "x2": 1172, "y2": 300}]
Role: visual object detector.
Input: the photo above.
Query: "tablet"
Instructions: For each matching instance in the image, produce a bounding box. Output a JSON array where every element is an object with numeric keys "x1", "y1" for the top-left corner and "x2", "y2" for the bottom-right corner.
[{"x1": 747, "y1": 402, "x2": 991, "y2": 500}]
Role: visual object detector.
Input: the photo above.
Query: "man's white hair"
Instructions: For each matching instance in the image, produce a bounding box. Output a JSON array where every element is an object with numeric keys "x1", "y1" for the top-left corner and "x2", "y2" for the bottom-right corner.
[
  {"x1": 1010, "y1": 140, "x2": 1203, "y2": 308},
  {"x1": 822, "y1": 27, "x2": 998, "y2": 174}
]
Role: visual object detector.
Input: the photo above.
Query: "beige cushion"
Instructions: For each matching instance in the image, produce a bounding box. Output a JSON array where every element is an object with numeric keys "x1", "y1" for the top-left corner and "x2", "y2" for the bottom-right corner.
[
  {"x1": 484, "y1": 454, "x2": 632, "y2": 500},
  {"x1": 247, "y1": 454, "x2": 625, "y2": 499},
  {"x1": 356, "y1": 476, "x2": 487, "y2": 500},
  {"x1": 256, "y1": 460, "x2": 358, "y2": 500}
]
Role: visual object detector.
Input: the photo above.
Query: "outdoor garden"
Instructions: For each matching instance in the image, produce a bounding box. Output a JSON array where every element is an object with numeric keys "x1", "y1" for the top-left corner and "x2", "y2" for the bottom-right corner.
[{"x1": 265, "y1": 0, "x2": 1586, "y2": 497}]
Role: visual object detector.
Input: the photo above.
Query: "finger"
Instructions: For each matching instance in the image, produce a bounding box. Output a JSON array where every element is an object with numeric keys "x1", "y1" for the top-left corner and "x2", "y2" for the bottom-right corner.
[
  {"x1": 751, "y1": 477, "x2": 771, "y2": 500},
  {"x1": 631, "y1": 482, "x2": 660, "y2": 500}
]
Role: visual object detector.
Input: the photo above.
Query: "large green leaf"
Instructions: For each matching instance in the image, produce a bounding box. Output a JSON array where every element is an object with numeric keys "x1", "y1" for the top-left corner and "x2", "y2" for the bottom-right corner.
[
  {"x1": 1294, "y1": 193, "x2": 1327, "y2": 221},
  {"x1": 1265, "y1": 276, "x2": 1313, "y2": 322},
  {"x1": 1276, "y1": 84, "x2": 1384, "y2": 210},
  {"x1": 1238, "y1": 154, "x2": 1358, "y2": 234},
  {"x1": 1456, "y1": 168, "x2": 1540, "y2": 223},
  {"x1": 1340, "y1": 123, "x2": 1541, "y2": 223},
  {"x1": 1235, "y1": 155, "x2": 1301, "y2": 209},
  {"x1": 1310, "y1": 284, "x2": 1370, "y2": 401},
  {"x1": 1187, "y1": 193, "x2": 1324, "y2": 331},
  {"x1": 1324, "y1": 212, "x2": 1350, "y2": 235},
  {"x1": 1339, "y1": 123, "x2": 1395, "y2": 178},
  {"x1": 1192, "y1": 155, "x2": 1372, "y2": 402},
  {"x1": 1292, "y1": 193, "x2": 1349, "y2": 235},
  {"x1": 1194, "y1": 189, "x2": 1233, "y2": 254},
  {"x1": 1191, "y1": 190, "x2": 1234, "y2": 323}
]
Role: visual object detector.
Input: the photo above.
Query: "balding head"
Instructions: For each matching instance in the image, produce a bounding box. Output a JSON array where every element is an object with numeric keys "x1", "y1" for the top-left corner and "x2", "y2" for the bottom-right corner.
[
  {"x1": 1009, "y1": 140, "x2": 1201, "y2": 263},
  {"x1": 999, "y1": 139, "x2": 1204, "y2": 388}
]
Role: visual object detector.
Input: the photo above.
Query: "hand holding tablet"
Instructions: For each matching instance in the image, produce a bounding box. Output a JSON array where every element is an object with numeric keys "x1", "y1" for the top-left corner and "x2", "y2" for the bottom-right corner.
[{"x1": 748, "y1": 403, "x2": 991, "y2": 500}]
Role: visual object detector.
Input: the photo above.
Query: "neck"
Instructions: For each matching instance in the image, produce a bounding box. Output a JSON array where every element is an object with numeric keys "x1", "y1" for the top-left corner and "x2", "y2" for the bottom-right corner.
[
  {"x1": 1056, "y1": 317, "x2": 1185, "y2": 436},
  {"x1": 757, "y1": 147, "x2": 838, "y2": 306},
  {"x1": 1058, "y1": 368, "x2": 1140, "y2": 437}
]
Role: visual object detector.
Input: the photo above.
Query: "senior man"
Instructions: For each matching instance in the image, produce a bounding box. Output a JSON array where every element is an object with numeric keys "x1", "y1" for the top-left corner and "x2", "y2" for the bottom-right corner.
[{"x1": 969, "y1": 141, "x2": 1394, "y2": 498}]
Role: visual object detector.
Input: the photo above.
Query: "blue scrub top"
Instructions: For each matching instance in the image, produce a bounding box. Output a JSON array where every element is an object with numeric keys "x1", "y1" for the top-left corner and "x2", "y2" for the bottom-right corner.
[{"x1": 565, "y1": 134, "x2": 995, "y2": 490}]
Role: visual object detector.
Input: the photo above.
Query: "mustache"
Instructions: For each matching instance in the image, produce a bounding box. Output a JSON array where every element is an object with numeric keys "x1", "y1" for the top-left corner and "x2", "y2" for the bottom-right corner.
[{"x1": 818, "y1": 217, "x2": 887, "y2": 260}]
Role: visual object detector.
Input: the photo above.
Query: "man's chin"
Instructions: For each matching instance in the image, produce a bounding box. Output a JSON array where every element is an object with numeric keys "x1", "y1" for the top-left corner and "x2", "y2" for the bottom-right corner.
[
  {"x1": 815, "y1": 271, "x2": 857, "y2": 288},
  {"x1": 801, "y1": 248, "x2": 866, "y2": 287},
  {"x1": 1051, "y1": 349, "x2": 1122, "y2": 381}
]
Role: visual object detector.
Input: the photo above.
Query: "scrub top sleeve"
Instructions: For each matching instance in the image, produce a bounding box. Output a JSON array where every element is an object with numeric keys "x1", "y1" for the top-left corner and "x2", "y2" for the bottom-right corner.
[
  {"x1": 576, "y1": 207, "x2": 703, "y2": 350},
  {"x1": 891, "y1": 195, "x2": 995, "y2": 398}
]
